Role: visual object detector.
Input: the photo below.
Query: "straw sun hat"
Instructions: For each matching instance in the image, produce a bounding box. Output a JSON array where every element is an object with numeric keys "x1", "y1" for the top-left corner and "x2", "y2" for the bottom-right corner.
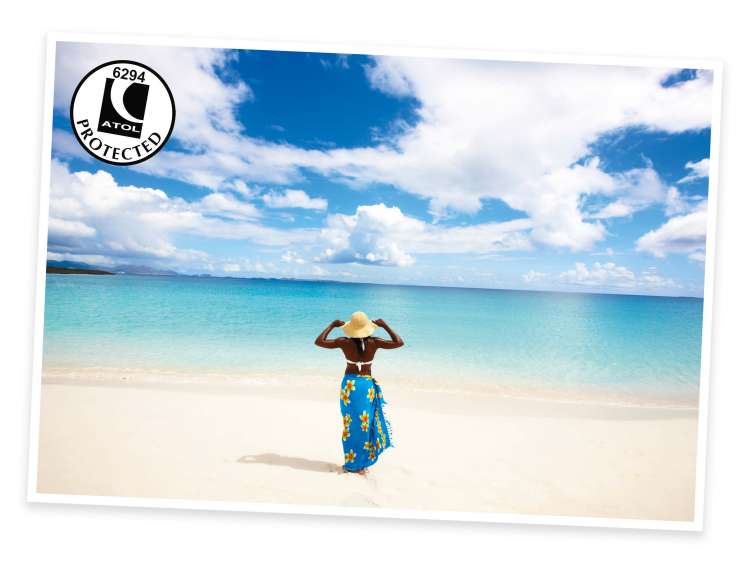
[{"x1": 342, "y1": 311, "x2": 378, "y2": 338}]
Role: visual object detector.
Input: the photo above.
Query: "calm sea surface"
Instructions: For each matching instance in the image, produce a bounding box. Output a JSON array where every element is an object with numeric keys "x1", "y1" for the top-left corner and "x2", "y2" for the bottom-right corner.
[{"x1": 42, "y1": 274, "x2": 704, "y2": 404}]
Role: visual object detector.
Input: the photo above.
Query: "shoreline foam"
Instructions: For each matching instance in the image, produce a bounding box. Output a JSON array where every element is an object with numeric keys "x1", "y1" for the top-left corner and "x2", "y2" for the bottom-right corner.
[{"x1": 41, "y1": 365, "x2": 700, "y2": 410}]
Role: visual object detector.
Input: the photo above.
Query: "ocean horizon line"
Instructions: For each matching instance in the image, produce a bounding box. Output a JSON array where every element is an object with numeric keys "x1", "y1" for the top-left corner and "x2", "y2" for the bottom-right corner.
[{"x1": 46, "y1": 268, "x2": 703, "y2": 301}]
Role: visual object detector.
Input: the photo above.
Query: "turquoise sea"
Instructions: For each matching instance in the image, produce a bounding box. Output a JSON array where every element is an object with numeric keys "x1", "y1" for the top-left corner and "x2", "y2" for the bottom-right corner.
[{"x1": 42, "y1": 274, "x2": 705, "y2": 405}]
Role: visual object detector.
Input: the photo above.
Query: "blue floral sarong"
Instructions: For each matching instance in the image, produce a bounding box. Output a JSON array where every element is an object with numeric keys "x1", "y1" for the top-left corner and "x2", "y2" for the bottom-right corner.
[{"x1": 339, "y1": 373, "x2": 392, "y2": 471}]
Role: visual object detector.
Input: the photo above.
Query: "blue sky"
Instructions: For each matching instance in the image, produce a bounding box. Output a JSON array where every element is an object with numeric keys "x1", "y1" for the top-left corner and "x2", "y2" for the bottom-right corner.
[{"x1": 49, "y1": 43, "x2": 714, "y2": 297}]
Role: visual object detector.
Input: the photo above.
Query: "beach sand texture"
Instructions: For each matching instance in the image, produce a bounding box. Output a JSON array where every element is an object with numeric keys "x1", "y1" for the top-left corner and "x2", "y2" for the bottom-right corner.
[{"x1": 36, "y1": 372, "x2": 698, "y2": 521}]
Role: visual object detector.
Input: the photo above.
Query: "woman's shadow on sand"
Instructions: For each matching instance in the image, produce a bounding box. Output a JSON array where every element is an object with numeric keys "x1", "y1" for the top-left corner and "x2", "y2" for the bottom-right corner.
[{"x1": 237, "y1": 453, "x2": 342, "y2": 474}]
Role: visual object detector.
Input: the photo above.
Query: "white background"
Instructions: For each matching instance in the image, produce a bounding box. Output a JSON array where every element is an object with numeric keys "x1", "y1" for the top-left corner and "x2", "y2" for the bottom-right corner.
[{"x1": 0, "y1": 1, "x2": 747, "y2": 561}]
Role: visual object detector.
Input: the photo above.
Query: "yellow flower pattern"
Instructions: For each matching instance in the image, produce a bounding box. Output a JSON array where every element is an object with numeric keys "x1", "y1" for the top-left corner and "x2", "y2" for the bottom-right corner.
[
  {"x1": 359, "y1": 410, "x2": 370, "y2": 432},
  {"x1": 363, "y1": 440, "x2": 378, "y2": 460},
  {"x1": 342, "y1": 413, "x2": 352, "y2": 441},
  {"x1": 344, "y1": 449, "x2": 356, "y2": 463},
  {"x1": 340, "y1": 378, "x2": 357, "y2": 406},
  {"x1": 367, "y1": 387, "x2": 375, "y2": 402}
]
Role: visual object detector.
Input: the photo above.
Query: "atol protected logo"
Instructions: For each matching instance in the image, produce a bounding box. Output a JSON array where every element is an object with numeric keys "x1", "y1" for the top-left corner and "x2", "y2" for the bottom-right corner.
[{"x1": 70, "y1": 60, "x2": 175, "y2": 165}]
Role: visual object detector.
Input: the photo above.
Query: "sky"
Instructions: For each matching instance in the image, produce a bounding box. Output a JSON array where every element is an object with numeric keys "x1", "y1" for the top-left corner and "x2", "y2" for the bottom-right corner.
[{"x1": 48, "y1": 42, "x2": 714, "y2": 297}]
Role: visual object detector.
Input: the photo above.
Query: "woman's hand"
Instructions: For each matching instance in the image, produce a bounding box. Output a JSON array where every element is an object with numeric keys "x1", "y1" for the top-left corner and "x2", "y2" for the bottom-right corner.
[
  {"x1": 331, "y1": 319, "x2": 345, "y2": 327},
  {"x1": 373, "y1": 318, "x2": 386, "y2": 328}
]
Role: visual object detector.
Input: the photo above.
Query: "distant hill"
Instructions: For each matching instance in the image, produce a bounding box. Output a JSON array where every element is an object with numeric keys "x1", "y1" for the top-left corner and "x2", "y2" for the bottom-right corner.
[
  {"x1": 47, "y1": 260, "x2": 101, "y2": 271},
  {"x1": 47, "y1": 265, "x2": 114, "y2": 275},
  {"x1": 46, "y1": 260, "x2": 178, "y2": 277}
]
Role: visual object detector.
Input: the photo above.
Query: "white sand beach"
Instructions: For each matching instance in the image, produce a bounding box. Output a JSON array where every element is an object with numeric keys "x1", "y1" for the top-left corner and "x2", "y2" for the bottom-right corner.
[{"x1": 36, "y1": 371, "x2": 698, "y2": 521}]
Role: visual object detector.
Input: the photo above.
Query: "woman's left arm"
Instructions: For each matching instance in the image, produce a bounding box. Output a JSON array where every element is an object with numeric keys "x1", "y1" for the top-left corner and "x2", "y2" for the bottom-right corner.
[
  {"x1": 314, "y1": 320, "x2": 346, "y2": 349},
  {"x1": 372, "y1": 319, "x2": 404, "y2": 349}
]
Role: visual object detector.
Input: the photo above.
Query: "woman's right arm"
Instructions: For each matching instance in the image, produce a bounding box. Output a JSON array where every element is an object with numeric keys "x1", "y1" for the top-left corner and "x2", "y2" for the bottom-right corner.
[{"x1": 314, "y1": 320, "x2": 345, "y2": 349}]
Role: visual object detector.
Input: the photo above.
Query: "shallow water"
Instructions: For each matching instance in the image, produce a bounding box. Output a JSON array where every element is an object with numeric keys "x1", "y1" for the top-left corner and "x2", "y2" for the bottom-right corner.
[{"x1": 42, "y1": 274, "x2": 704, "y2": 405}]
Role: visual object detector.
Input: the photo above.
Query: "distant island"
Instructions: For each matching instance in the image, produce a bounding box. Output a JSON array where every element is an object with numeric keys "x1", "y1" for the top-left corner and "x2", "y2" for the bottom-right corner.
[
  {"x1": 46, "y1": 260, "x2": 177, "y2": 276},
  {"x1": 47, "y1": 265, "x2": 114, "y2": 275}
]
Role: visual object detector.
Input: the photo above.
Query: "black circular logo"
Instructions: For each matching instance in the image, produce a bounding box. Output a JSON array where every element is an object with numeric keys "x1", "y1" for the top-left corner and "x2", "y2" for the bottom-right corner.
[{"x1": 69, "y1": 60, "x2": 175, "y2": 166}]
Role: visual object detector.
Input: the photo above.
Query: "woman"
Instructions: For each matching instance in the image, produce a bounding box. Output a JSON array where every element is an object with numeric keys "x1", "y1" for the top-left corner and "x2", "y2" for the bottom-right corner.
[{"x1": 314, "y1": 311, "x2": 404, "y2": 474}]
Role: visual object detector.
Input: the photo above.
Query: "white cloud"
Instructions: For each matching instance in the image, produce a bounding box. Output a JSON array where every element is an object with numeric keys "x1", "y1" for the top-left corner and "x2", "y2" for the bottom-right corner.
[
  {"x1": 213, "y1": 258, "x2": 276, "y2": 275},
  {"x1": 223, "y1": 179, "x2": 260, "y2": 198},
  {"x1": 591, "y1": 200, "x2": 634, "y2": 220},
  {"x1": 637, "y1": 267, "x2": 680, "y2": 290},
  {"x1": 664, "y1": 186, "x2": 691, "y2": 217},
  {"x1": 525, "y1": 261, "x2": 677, "y2": 291},
  {"x1": 281, "y1": 250, "x2": 306, "y2": 264},
  {"x1": 559, "y1": 261, "x2": 636, "y2": 286},
  {"x1": 320, "y1": 55, "x2": 350, "y2": 71},
  {"x1": 585, "y1": 164, "x2": 706, "y2": 220},
  {"x1": 677, "y1": 158, "x2": 710, "y2": 184},
  {"x1": 522, "y1": 270, "x2": 547, "y2": 283},
  {"x1": 364, "y1": 58, "x2": 414, "y2": 96},
  {"x1": 48, "y1": 217, "x2": 96, "y2": 240},
  {"x1": 519, "y1": 160, "x2": 612, "y2": 250},
  {"x1": 591, "y1": 247, "x2": 615, "y2": 257},
  {"x1": 318, "y1": 203, "x2": 531, "y2": 267},
  {"x1": 589, "y1": 166, "x2": 670, "y2": 219},
  {"x1": 320, "y1": 204, "x2": 421, "y2": 266},
  {"x1": 410, "y1": 219, "x2": 533, "y2": 254},
  {"x1": 635, "y1": 205, "x2": 707, "y2": 258},
  {"x1": 195, "y1": 192, "x2": 261, "y2": 220},
  {"x1": 47, "y1": 160, "x2": 313, "y2": 268},
  {"x1": 261, "y1": 189, "x2": 328, "y2": 210}
]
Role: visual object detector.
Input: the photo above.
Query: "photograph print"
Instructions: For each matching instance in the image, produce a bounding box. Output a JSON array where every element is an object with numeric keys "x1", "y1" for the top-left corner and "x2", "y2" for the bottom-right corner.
[{"x1": 30, "y1": 37, "x2": 720, "y2": 529}]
